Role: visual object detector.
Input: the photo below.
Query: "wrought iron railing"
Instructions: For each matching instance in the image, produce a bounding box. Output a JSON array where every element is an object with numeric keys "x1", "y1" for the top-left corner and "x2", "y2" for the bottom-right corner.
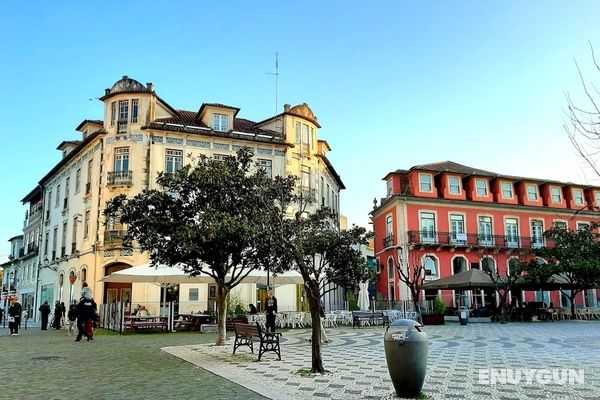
[
  {"x1": 383, "y1": 234, "x2": 394, "y2": 248},
  {"x1": 107, "y1": 171, "x2": 132, "y2": 186},
  {"x1": 407, "y1": 230, "x2": 552, "y2": 250},
  {"x1": 117, "y1": 119, "x2": 128, "y2": 134}
]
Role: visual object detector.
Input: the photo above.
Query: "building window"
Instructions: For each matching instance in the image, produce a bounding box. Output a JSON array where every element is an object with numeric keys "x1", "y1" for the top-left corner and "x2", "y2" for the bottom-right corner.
[
  {"x1": 577, "y1": 222, "x2": 590, "y2": 230},
  {"x1": 44, "y1": 232, "x2": 49, "y2": 255},
  {"x1": 72, "y1": 216, "x2": 78, "y2": 251},
  {"x1": 531, "y1": 220, "x2": 544, "y2": 248},
  {"x1": 573, "y1": 189, "x2": 584, "y2": 205},
  {"x1": 527, "y1": 184, "x2": 538, "y2": 201},
  {"x1": 257, "y1": 159, "x2": 272, "y2": 178},
  {"x1": 553, "y1": 220, "x2": 567, "y2": 230},
  {"x1": 295, "y1": 122, "x2": 301, "y2": 144},
  {"x1": 165, "y1": 149, "x2": 183, "y2": 173},
  {"x1": 387, "y1": 179, "x2": 393, "y2": 197},
  {"x1": 419, "y1": 174, "x2": 432, "y2": 192},
  {"x1": 481, "y1": 257, "x2": 496, "y2": 273},
  {"x1": 505, "y1": 218, "x2": 519, "y2": 247},
  {"x1": 478, "y1": 216, "x2": 493, "y2": 246},
  {"x1": 213, "y1": 154, "x2": 228, "y2": 162},
  {"x1": 131, "y1": 99, "x2": 139, "y2": 123},
  {"x1": 87, "y1": 159, "x2": 93, "y2": 183},
  {"x1": 476, "y1": 179, "x2": 487, "y2": 196},
  {"x1": 118, "y1": 100, "x2": 129, "y2": 123},
  {"x1": 448, "y1": 176, "x2": 461, "y2": 194},
  {"x1": 302, "y1": 124, "x2": 310, "y2": 147},
  {"x1": 502, "y1": 182, "x2": 513, "y2": 199},
  {"x1": 387, "y1": 258, "x2": 394, "y2": 280},
  {"x1": 110, "y1": 102, "x2": 116, "y2": 126},
  {"x1": 114, "y1": 147, "x2": 130, "y2": 171},
  {"x1": 75, "y1": 168, "x2": 81, "y2": 194},
  {"x1": 301, "y1": 166, "x2": 310, "y2": 189},
  {"x1": 64, "y1": 177, "x2": 70, "y2": 208},
  {"x1": 84, "y1": 210, "x2": 90, "y2": 239},
  {"x1": 55, "y1": 185, "x2": 60, "y2": 208},
  {"x1": 551, "y1": 187, "x2": 562, "y2": 203},
  {"x1": 52, "y1": 227, "x2": 58, "y2": 258},
  {"x1": 450, "y1": 214, "x2": 466, "y2": 244},
  {"x1": 420, "y1": 212, "x2": 436, "y2": 243},
  {"x1": 213, "y1": 114, "x2": 229, "y2": 132},
  {"x1": 320, "y1": 176, "x2": 325, "y2": 206},
  {"x1": 189, "y1": 288, "x2": 199, "y2": 301},
  {"x1": 61, "y1": 222, "x2": 68, "y2": 256},
  {"x1": 595, "y1": 192, "x2": 600, "y2": 207},
  {"x1": 386, "y1": 215, "x2": 393, "y2": 235},
  {"x1": 423, "y1": 256, "x2": 438, "y2": 277}
]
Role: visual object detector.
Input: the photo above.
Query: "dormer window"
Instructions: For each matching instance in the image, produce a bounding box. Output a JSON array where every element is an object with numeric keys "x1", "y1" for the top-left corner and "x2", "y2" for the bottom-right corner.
[
  {"x1": 475, "y1": 179, "x2": 488, "y2": 196},
  {"x1": 419, "y1": 174, "x2": 432, "y2": 192},
  {"x1": 573, "y1": 189, "x2": 584, "y2": 205},
  {"x1": 214, "y1": 114, "x2": 229, "y2": 132},
  {"x1": 502, "y1": 182, "x2": 513, "y2": 199},
  {"x1": 386, "y1": 179, "x2": 393, "y2": 197},
  {"x1": 527, "y1": 184, "x2": 538, "y2": 201},
  {"x1": 551, "y1": 187, "x2": 562, "y2": 203},
  {"x1": 448, "y1": 176, "x2": 461, "y2": 194}
]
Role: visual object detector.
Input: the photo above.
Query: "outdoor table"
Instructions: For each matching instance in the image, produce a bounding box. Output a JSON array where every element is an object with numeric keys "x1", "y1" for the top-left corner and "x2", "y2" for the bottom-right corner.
[{"x1": 177, "y1": 314, "x2": 212, "y2": 331}]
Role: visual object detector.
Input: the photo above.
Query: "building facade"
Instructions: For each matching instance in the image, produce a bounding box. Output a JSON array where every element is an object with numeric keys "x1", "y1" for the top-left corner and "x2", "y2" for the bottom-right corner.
[
  {"x1": 13, "y1": 76, "x2": 344, "y2": 316},
  {"x1": 371, "y1": 161, "x2": 600, "y2": 309}
]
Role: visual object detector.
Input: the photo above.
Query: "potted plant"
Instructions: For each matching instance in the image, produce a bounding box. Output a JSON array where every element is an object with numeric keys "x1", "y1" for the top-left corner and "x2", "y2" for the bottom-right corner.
[{"x1": 422, "y1": 297, "x2": 446, "y2": 325}]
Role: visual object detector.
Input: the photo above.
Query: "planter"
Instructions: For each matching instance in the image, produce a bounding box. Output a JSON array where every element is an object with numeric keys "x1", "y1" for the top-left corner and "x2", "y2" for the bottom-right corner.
[{"x1": 422, "y1": 314, "x2": 445, "y2": 325}]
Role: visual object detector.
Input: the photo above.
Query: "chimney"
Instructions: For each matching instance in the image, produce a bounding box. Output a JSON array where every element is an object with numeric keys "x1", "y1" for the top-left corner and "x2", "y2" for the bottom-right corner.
[
  {"x1": 105, "y1": 89, "x2": 110, "y2": 95},
  {"x1": 284, "y1": 104, "x2": 291, "y2": 112},
  {"x1": 123, "y1": 75, "x2": 128, "y2": 80},
  {"x1": 147, "y1": 82, "x2": 154, "y2": 92}
]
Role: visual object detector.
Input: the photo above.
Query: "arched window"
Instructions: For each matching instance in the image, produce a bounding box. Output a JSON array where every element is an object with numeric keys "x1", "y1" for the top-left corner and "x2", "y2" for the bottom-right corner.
[
  {"x1": 387, "y1": 258, "x2": 395, "y2": 280},
  {"x1": 453, "y1": 256, "x2": 468, "y2": 274},
  {"x1": 81, "y1": 268, "x2": 87, "y2": 284},
  {"x1": 508, "y1": 258, "x2": 520, "y2": 275},
  {"x1": 423, "y1": 255, "x2": 438, "y2": 277},
  {"x1": 482, "y1": 257, "x2": 496, "y2": 273}
]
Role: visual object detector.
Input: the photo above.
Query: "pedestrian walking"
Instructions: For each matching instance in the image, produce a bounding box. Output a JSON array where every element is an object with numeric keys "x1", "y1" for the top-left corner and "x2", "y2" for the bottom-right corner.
[
  {"x1": 75, "y1": 291, "x2": 98, "y2": 342},
  {"x1": 8, "y1": 296, "x2": 22, "y2": 336},
  {"x1": 265, "y1": 289, "x2": 278, "y2": 333},
  {"x1": 67, "y1": 304, "x2": 78, "y2": 335},
  {"x1": 52, "y1": 301, "x2": 62, "y2": 330},
  {"x1": 60, "y1": 301, "x2": 66, "y2": 327},
  {"x1": 39, "y1": 300, "x2": 51, "y2": 330}
]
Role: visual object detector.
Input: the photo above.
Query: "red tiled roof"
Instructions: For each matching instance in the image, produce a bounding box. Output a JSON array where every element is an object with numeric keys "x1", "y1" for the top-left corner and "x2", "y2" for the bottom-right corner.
[{"x1": 410, "y1": 161, "x2": 498, "y2": 176}]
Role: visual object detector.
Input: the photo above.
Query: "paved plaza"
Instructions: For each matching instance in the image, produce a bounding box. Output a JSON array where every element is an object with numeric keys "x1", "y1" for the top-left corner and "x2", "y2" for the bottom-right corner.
[
  {"x1": 163, "y1": 321, "x2": 600, "y2": 400},
  {"x1": 2, "y1": 321, "x2": 600, "y2": 399}
]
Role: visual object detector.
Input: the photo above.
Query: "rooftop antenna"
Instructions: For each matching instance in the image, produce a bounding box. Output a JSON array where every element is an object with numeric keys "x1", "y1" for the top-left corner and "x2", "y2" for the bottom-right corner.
[{"x1": 265, "y1": 52, "x2": 279, "y2": 113}]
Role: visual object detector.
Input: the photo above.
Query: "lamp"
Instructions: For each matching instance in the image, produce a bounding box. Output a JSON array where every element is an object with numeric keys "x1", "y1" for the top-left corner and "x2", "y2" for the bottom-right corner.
[{"x1": 42, "y1": 257, "x2": 57, "y2": 272}]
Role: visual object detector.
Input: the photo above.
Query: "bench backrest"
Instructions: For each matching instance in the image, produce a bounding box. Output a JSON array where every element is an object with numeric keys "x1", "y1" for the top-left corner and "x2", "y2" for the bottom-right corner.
[
  {"x1": 352, "y1": 311, "x2": 383, "y2": 317},
  {"x1": 234, "y1": 322, "x2": 260, "y2": 339}
]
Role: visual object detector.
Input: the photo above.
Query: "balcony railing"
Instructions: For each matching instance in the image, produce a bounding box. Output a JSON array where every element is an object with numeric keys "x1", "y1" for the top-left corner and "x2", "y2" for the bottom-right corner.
[
  {"x1": 107, "y1": 171, "x2": 133, "y2": 186},
  {"x1": 383, "y1": 234, "x2": 394, "y2": 248},
  {"x1": 27, "y1": 243, "x2": 38, "y2": 255},
  {"x1": 104, "y1": 230, "x2": 126, "y2": 246},
  {"x1": 407, "y1": 230, "x2": 552, "y2": 250}
]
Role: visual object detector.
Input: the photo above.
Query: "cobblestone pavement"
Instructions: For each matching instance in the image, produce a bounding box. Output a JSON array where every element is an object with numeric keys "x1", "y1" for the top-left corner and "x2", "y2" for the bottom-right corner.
[
  {"x1": 163, "y1": 321, "x2": 600, "y2": 400},
  {"x1": 0, "y1": 324, "x2": 266, "y2": 400}
]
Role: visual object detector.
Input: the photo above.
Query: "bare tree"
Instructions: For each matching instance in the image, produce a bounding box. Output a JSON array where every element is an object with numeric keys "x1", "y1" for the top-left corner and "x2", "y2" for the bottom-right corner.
[{"x1": 395, "y1": 247, "x2": 427, "y2": 323}]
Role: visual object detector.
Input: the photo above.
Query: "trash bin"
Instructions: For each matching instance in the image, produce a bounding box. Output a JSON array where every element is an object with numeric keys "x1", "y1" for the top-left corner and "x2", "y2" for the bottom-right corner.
[
  {"x1": 459, "y1": 307, "x2": 469, "y2": 326},
  {"x1": 384, "y1": 319, "x2": 428, "y2": 398}
]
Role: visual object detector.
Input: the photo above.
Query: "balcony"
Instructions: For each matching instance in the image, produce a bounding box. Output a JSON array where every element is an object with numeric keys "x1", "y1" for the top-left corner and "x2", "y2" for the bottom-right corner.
[
  {"x1": 104, "y1": 229, "x2": 126, "y2": 247},
  {"x1": 117, "y1": 119, "x2": 128, "y2": 134},
  {"x1": 107, "y1": 171, "x2": 133, "y2": 186},
  {"x1": 383, "y1": 234, "x2": 394, "y2": 248},
  {"x1": 407, "y1": 230, "x2": 552, "y2": 250},
  {"x1": 27, "y1": 243, "x2": 38, "y2": 255}
]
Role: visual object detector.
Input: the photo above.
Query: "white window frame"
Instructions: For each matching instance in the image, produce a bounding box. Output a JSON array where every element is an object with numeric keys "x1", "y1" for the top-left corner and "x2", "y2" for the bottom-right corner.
[
  {"x1": 478, "y1": 215, "x2": 494, "y2": 246},
  {"x1": 577, "y1": 221, "x2": 590, "y2": 231},
  {"x1": 420, "y1": 212, "x2": 436, "y2": 243},
  {"x1": 505, "y1": 217, "x2": 520, "y2": 247},
  {"x1": 530, "y1": 219, "x2": 544, "y2": 248},
  {"x1": 551, "y1": 186, "x2": 562, "y2": 203},
  {"x1": 423, "y1": 255, "x2": 439, "y2": 278},
  {"x1": 110, "y1": 102, "x2": 116, "y2": 126},
  {"x1": 118, "y1": 100, "x2": 129, "y2": 123},
  {"x1": 213, "y1": 113, "x2": 229, "y2": 132},
  {"x1": 257, "y1": 159, "x2": 272, "y2": 179},
  {"x1": 449, "y1": 213, "x2": 466, "y2": 244},
  {"x1": 84, "y1": 210, "x2": 90, "y2": 239},
  {"x1": 553, "y1": 220, "x2": 567, "y2": 230},
  {"x1": 448, "y1": 176, "x2": 461, "y2": 194},
  {"x1": 386, "y1": 179, "x2": 393, "y2": 197},
  {"x1": 501, "y1": 181, "x2": 513, "y2": 199},
  {"x1": 475, "y1": 179, "x2": 488, "y2": 196},
  {"x1": 75, "y1": 168, "x2": 81, "y2": 194},
  {"x1": 114, "y1": 147, "x2": 130, "y2": 172},
  {"x1": 595, "y1": 191, "x2": 600, "y2": 207},
  {"x1": 527, "y1": 184, "x2": 538, "y2": 201},
  {"x1": 573, "y1": 189, "x2": 584, "y2": 206},
  {"x1": 165, "y1": 149, "x2": 183, "y2": 173},
  {"x1": 131, "y1": 99, "x2": 139, "y2": 123},
  {"x1": 419, "y1": 173, "x2": 432, "y2": 192}
]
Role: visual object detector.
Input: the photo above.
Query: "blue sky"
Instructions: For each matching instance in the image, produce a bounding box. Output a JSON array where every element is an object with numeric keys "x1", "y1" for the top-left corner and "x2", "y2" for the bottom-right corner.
[{"x1": 1, "y1": 1, "x2": 600, "y2": 256}]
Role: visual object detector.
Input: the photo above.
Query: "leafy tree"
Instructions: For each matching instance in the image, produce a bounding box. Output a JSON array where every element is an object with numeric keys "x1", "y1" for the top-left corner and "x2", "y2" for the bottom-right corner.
[
  {"x1": 480, "y1": 253, "x2": 524, "y2": 322},
  {"x1": 104, "y1": 148, "x2": 295, "y2": 345},
  {"x1": 535, "y1": 223, "x2": 600, "y2": 319},
  {"x1": 272, "y1": 207, "x2": 374, "y2": 373}
]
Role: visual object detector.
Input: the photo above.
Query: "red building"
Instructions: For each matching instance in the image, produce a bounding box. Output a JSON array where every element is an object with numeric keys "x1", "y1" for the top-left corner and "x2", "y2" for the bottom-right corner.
[{"x1": 371, "y1": 161, "x2": 600, "y2": 309}]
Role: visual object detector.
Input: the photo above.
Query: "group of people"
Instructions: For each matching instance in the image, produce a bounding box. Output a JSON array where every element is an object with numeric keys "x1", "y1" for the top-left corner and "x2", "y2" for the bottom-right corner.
[{"x1": 38, "y1": 300, "x2": 66, "y2": 330}]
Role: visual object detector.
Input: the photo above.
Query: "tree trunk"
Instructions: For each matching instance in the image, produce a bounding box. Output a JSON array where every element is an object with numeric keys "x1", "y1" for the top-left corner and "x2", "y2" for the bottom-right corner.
[
  {"x1": 215, "y1": 285, "x2": 230, "y2": 346},
  {"x1": 570, "y1": 292, "x2": 578, "y2": 321},
  {"x1": 412, "y1": 298, "x2": 422, "y2": 324},
  {"x1": 305, "y1": 279, "x2": 325, "y2": 373}
]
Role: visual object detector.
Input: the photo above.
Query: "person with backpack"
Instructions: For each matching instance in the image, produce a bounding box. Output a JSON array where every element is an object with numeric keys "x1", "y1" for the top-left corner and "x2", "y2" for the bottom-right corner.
[{"x1": 75, "y1": 291, "x2": 97, "y2": 342}]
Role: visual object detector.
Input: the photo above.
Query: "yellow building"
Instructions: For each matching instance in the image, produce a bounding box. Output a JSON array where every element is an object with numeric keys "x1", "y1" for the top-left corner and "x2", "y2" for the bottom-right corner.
[{"x1": 24, "y1": 76, "x2": 344, "y2": 313}]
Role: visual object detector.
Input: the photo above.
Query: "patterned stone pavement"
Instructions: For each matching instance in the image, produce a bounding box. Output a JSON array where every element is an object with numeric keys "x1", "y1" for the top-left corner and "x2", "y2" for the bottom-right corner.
[{"x1": 163, "y1": 321, "x2": 600, "y2": 399}]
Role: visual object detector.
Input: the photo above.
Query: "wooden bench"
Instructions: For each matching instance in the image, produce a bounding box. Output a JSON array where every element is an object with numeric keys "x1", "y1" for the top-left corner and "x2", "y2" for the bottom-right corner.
[
  {"x1": 352, "y1": 311, "x2": 389, "y2": 328},
  {"x1": 124, "y1": 319, "x2": 168, "y2": 332},
  {"x1": 233, "y1": 322, "x2": 281, "y2": 361}
]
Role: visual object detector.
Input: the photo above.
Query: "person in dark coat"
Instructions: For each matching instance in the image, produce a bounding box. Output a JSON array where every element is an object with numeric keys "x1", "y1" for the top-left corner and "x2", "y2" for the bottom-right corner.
[
  {"x1": 264, "y1": 289, "x2": 278, "y2": 333},
  {"x1": 39, "y1": 301, "x2": 51, "y2": 330},
  {"x1": 248, "y1": 304, "x2": 258, "y2": 314},
  {"x1": 75, "y1": 295, "x2": 98, "y2": 342},
  {"x1": 8, "y1": 296, "x2": 23, "y2": 336},
  {"x1": 52, "y1": 301, "x2": 62, "y2": 330},
  {"x1": 60, "y1": 301, "x2": 66, "y2": 326}
]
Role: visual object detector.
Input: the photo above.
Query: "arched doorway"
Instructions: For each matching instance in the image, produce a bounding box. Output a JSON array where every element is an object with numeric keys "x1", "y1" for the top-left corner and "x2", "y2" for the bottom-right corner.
[{"x1": 103, "y1": 263, "x2": 132, "y2": 306}]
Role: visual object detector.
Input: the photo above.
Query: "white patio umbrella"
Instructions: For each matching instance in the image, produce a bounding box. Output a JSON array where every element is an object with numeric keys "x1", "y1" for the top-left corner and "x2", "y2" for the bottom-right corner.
[{"x1": 358, "y1": 281, "x2": 370, "y2": 311}]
